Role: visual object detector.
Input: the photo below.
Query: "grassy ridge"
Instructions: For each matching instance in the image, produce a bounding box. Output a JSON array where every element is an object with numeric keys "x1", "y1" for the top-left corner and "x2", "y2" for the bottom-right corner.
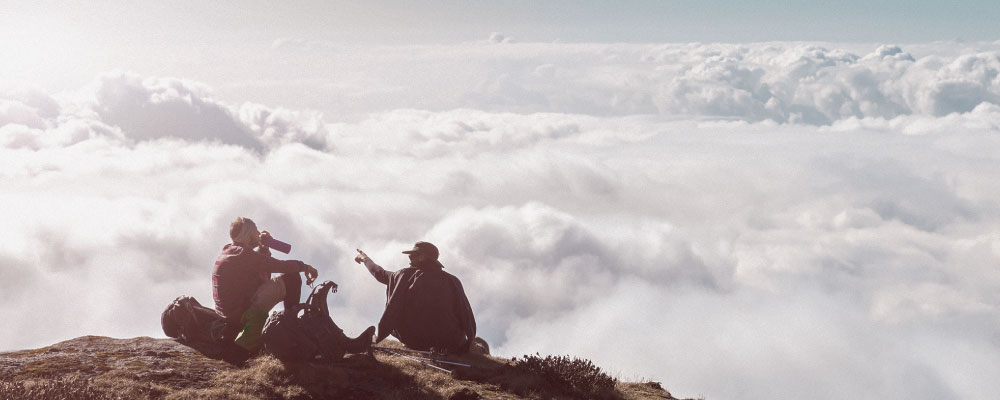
[{"x1": 0, "y1": 336, "x2": 685, "y2": 399}]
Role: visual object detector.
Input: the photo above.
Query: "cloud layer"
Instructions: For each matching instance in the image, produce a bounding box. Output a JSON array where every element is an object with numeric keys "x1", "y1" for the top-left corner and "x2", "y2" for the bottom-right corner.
[
  {"x1": 3, "y1": 41, "x2": 1000, "y2": 400},
  {"x1": 256, "y1": 40, "x2": 1000, "y2": 124}
]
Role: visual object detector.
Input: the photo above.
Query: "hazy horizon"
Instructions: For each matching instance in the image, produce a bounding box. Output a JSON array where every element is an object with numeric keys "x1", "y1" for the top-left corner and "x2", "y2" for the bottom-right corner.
[{"x1": 2, "y1": 2, "x2": 999, "y2": 400}]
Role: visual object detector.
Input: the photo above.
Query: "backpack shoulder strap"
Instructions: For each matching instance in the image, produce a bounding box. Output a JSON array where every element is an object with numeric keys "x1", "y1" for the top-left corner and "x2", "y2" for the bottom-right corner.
[{"x1": 303, "y1": 280, "x2": 337, "y2": 316}]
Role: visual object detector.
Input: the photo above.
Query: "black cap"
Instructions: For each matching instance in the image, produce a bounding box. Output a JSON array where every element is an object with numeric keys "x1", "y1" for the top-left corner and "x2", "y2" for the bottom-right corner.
[{"x1": 402, "y1": 241, "x2": 439, "y2": 260}]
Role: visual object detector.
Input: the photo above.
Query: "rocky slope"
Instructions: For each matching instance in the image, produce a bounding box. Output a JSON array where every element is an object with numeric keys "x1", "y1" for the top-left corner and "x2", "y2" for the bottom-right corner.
[{"x1": 0, "y1": 336, "x2": 686, "y2": 399}]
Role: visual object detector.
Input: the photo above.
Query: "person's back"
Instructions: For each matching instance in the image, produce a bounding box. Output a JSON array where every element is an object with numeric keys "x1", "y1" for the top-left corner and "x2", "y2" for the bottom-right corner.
[
  {"x1": 385, "y1": 264, "x2": 470, "y2": 351},
  {"x1": 212, "y1": 243, "x2": 272, "y2": 321},
  {"x1": 356, "y1": 241, "x2": 476, "y2": 353}
]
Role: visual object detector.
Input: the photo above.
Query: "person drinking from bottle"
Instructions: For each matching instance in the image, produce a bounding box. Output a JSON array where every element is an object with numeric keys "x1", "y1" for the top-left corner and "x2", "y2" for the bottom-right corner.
[
  {"x1": 212, "y1": 217, "x2": 318, "y2": 354},
  {"x1": 355, "y1": 241, "x2": 477, "y2": 353}
]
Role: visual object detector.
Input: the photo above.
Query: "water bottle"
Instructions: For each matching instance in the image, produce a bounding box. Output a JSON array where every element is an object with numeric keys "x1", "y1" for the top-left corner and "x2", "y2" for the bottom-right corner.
[{"x1": 261, "y1": 236, "x2": 292, "y2": 254}]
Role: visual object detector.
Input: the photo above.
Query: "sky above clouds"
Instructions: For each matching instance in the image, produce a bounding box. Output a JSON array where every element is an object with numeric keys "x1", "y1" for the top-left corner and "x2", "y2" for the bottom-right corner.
[{"x1": 2, "y1": 2, "x2": 1000, "y2": 400}]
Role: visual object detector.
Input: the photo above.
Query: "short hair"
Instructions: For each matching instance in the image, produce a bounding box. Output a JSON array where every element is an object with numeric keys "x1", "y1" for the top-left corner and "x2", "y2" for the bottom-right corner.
[{"x1": 230, "y1": 217, "x2": 257, "y2": 244}]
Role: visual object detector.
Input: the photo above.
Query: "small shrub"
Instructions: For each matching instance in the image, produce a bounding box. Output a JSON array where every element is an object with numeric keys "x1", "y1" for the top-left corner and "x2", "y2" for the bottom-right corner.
[{"x1": 509, "y1": 353, "x2": 618, "y2": 399}]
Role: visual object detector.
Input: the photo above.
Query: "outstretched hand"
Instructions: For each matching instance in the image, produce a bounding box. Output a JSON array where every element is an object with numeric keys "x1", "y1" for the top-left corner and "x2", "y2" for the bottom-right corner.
[
  {"x1": 354, "y1": 249, "x2": 370, "y2": 264},
  {"x1": 303, "y1": 264, "x2": 318, "y2": 285}
]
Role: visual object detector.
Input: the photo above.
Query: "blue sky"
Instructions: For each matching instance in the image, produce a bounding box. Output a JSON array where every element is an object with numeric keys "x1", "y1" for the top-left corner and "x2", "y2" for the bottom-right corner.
[
  {"x1": 4, "y1": 0, "x2": 998, "y2": 93},
  {"x1": 5, "y1": 0, "x2": 1000, "y2": 44},
  {"x1": 369, "y1": 0, "x2": 1000, "y2": 43}
]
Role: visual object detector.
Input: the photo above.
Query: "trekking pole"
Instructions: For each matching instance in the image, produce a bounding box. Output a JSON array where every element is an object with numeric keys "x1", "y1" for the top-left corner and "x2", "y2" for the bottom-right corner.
[
  {"x1": 371, "y1": 346, "x2": 472, "y2": 368},
  {"x1": 376, "y1": 347, "x2": 454, "y2": 373},
  {"x1": 372, "y1": 345, "x2": 435, "y2": 356},
  {"x1": 398, "y1": 354, "x2": 472, "y2": 368}
]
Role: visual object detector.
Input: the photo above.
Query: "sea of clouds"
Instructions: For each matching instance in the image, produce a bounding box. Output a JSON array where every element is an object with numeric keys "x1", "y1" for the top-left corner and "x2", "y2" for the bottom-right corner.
[{"x1": 2, "y1": 40, "x2": 1000, "y2": 400}]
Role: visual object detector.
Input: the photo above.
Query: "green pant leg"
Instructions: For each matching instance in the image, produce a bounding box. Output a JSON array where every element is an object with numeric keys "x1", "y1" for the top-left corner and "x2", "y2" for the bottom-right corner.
[{"x1": 233, "y1": 308, "x2": 270, "y2": 352}]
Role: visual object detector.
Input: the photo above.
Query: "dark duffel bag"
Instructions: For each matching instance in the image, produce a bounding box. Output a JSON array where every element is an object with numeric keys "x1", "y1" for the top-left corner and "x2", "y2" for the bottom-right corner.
[
  {"x1": 161, "y1": 295, "x2": 228, "y2": 344},
  {"x1": 162, "y1": 296, "x2": 250, "y2": 363}
]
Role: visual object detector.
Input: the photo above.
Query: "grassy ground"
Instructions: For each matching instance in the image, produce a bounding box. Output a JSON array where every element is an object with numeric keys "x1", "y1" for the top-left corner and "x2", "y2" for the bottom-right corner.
[{"x1": 0, "y1": 336, "x2": 686, "y2": 399}]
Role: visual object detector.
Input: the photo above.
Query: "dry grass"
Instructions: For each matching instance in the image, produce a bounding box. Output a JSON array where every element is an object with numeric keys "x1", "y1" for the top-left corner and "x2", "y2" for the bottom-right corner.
[
  {"x1": 0, "y1": 336, "x2": 687, "y2": 400},
  {"x1": 0, "y1": 374, "x2": 170, "y2": 399},
  {"x1": 165, "y1": 356, "x2": 308, "y2": 400}
]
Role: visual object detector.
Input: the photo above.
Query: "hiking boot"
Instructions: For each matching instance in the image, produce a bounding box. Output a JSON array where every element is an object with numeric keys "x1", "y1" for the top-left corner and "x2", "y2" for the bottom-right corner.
[
  {"x1": 470, "y1": 337, "x2": 490, "y2": 355},
  {"x1": 221, "y1": 343, "x2": 251, "y2": 366},
  {"x1": 343, "y1": 326, "x2": 376, "y2": 354}
]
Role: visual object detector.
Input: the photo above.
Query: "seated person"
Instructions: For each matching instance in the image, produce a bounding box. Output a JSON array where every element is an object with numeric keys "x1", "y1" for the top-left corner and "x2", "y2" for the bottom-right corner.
[
  {"x1": 355, "y1": 241, "x2": 476, "y2": 353},
  {"x1": 212, "y1": 217, "x2": 318, "y2": 352}
]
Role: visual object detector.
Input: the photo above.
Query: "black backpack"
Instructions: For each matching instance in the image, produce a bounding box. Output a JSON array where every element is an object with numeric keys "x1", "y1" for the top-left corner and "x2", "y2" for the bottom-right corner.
[
  {"x1": 161, "y1": 296, "x2": 225, "y2": 343},
  {"x1": 261, "y1": 280, "x2": 350, "y2": 363},
  {"x1": 163, "y1": 296, "x2": 259, "y2": 364}
]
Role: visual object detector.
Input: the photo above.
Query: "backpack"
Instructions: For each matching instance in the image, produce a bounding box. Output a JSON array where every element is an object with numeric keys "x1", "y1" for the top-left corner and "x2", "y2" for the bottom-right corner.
[
  {"x1": 261, "y1": 280, "x2": 349, "y2": 363},
  {"x1": 161, "y1": 296, "x2": 231, "y2": 351}
]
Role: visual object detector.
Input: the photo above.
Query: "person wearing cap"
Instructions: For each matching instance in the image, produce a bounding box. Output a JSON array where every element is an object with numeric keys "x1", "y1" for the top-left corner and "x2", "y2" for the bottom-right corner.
[
  {"x1": 355, "y1": 241, "x2": 477, "y2": 353},
  {"x1": 212, "y1": 217, "x2": 319, "y2": 354}
]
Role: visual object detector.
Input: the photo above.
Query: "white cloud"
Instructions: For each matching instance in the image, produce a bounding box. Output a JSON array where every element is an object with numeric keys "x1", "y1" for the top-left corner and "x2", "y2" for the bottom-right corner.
[
  {"x1": 253, "y1": 41, "x2": 1000, "y2": 123},
  {"x1": 487, "y1": 32, "x2": 513, "y2": 44},
  {"x1": 3, "y1": 41, "x2": 1000, "y2": 400},
  {"x1": 5, "y1": 72, "x2": 333, "y2": 152},
  {"x1": 0, "y1": 99, "x2": 47, "y2": 129}
]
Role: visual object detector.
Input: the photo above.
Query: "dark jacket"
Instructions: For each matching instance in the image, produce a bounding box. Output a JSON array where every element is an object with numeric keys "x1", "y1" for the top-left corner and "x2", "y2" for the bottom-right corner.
[
  {"x1": 366, "y1": 260, "x2": 476, "y2": 352},
  {"x1": 212, "y1": 244, "x2": 304, "y2": 320}
]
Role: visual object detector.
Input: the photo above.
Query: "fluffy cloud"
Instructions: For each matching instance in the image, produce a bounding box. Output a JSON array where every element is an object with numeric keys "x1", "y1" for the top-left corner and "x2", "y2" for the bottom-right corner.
[
  {"x1": 4, "y1": 41, "x2": 1000, "y2": 400},
  {"x1": 2, "y1": 72, "x2": 332, "y2": 152},
  {"x1": 262, "y1": 40, "x2": 1000, "y2": 124}
]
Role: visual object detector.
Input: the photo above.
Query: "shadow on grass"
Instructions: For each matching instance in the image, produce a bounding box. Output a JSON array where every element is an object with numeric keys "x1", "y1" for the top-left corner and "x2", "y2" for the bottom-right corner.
[
  {"x1": 296, "y1": 353, "x2": 451, "y2": 399},
  {"x1": 171, "y1": 339, "x2": 253, "y2": 366}
]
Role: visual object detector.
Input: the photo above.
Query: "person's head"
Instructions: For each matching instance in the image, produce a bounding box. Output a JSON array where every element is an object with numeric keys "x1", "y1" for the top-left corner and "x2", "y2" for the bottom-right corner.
[
  {"x1": 230, "y1": 217, "x2": 261, "y2": 248},
  {"x1": 402, "y1": 241, "x2": 439, "y2": 266}
]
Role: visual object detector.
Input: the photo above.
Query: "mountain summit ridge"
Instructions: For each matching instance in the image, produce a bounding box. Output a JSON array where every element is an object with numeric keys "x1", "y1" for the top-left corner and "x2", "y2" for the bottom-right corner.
[{"x1": 0, "y1": 336, "x2": 688, "y2": 399}]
